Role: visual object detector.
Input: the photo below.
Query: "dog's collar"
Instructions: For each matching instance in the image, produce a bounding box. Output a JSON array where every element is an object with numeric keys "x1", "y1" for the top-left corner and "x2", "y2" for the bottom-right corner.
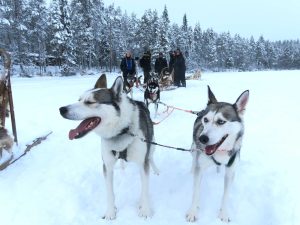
[
  {"x1": 211, "y1": 150, "x2": 239, "y2": 167},
  {"x1": 116, "y1": 126, "x2": 130, "y2": 136},
  {"x1": 105, "y1": 126, "x2": 130, "y2": 140}
]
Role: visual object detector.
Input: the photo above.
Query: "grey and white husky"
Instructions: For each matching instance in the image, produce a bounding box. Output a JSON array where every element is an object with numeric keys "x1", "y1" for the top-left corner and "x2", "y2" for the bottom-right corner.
[
  {"x1": 59, "y1": 74, "x2": 158, "y2": 220},
  {"x1": 186, "y1": 86, "x2": 249, "y2": 223}
]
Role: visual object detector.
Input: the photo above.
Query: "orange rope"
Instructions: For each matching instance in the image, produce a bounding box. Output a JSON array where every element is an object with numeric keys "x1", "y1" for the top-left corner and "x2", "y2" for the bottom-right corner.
[{"x1": 152, "y1": 108, "x2": 174, "y2": 125}]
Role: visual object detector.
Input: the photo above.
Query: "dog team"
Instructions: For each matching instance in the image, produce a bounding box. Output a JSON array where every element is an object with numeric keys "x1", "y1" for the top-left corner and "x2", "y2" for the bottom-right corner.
[
  {"x1": 120, "y1": 49, "x2": 187, "y2": 89},
  {"x1": 59, "y1": 70, "x2": 249, "y2": 222}
]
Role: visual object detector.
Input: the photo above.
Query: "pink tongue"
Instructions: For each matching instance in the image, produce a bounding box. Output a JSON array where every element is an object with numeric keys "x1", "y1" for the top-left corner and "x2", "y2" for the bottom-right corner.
[
  {"x1": 68, "y1": 118, "x2": 100, "y2": 140},
  {"x1": 205, "y1": 144, "x2": 217, "y2": 155},
  {"x1": 69, "y1": 129, "x2": 78, "y2": 140}
]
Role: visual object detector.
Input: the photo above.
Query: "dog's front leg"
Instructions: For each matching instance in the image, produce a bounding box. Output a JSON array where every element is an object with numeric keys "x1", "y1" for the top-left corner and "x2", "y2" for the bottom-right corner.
[
  {"x1": 102, "y1": 161, "x2": 117, "y2": 220},
  {"x1": 154, "y1": 103, "x2": 158, "y2": 118},
  {"x1": 130, "y1": 90, "x2": 133, "y2": 99},
  {"x1": 186, "y1": 165, "x2": 202, "y2": 222},
  {"x1": 138, "y1": 160, "x2": 152, "y2": 218},
  {"x1": 218, "y1": 166, "x2": 235, "y2": 222}
]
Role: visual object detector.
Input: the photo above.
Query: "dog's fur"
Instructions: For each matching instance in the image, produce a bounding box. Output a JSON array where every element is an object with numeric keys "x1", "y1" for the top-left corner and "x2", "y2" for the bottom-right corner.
[
  {"x1": 144, "y1": 74, "x2": 160, "y2": 117},
  {"x1": 159, "y1": 67, "x2": 173, "y2": 88},
  {"x1": 187, "y1": 69, "x2": 202, "y2": 80},
  {"x1": 124, "y1": 75, "x2": 142, "y2": 98},
  {"x1": 186, "y1": 86, "x2": 249, "y2": 222},
  {"x1": 0, "y1": 126, "x2": 13, "y2": 159},
  {"x1": 59, "y1": 74, "x2": 158, "y2": 220}
]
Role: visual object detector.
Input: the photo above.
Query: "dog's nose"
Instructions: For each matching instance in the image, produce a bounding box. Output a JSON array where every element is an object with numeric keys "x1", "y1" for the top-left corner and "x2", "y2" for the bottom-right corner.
[
  {"x1": 199, "y1": 135, "x2": 209, "y2": 144},
  {"x1": 59, "y1": 106, "x2": 68, "y2": 115}
]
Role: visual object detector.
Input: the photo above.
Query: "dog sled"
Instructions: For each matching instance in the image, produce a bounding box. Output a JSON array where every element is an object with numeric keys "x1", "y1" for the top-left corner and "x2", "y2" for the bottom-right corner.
[{"x1": 0, "y1": 49, "x2": 52, "y2": 170}]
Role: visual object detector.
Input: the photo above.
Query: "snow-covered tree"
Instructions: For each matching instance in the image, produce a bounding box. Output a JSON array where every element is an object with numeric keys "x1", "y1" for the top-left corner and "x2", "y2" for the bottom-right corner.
[
  {"x1": 48, "y1": 0, "x2": 74, "y2": 71},
  {"x1": 202, "y1": 28, "x2": 218, "y2": 69},
  {"x1": 25, "y1": 0, "x2": 49, "y2": 73},
  {"x1": 157, "y1": 5, "x2": 170, "y2": 53},
  {"x1": 69, "y1": 0, "x2": 94, "y2": 69},
  {"x1": 255, "y1": 36, "x2": 268, "y2": 69}
]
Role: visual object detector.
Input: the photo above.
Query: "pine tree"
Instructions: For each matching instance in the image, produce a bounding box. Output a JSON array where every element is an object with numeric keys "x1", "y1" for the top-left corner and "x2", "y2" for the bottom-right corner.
[
  {"x1": 69, "y1": 0, "x2": 94, "y2": 69},
  {"x1": 190, "y1": 23, "x2": 203, "y2": 69},
  {"x1": 48, "y1": 0, "x2": 74, "y2": 73},
  {"x1": 255, "y1": 36, "x2": 268, "y2": 69},
  {"x1": 157, "y1": 5, "x2": 170, "y2": 54},
  {"x1": 0, "y1": 0, "x2": 12, "y2": 48},
  {"x1": 202, "y1": 28, "x2": 218, "y2": 69},
  {"x1": 216, "y1": 32, "x2": 233, "y2": 70},
  {"x1": 25, "y1": 0, "x2": 49, "y2": 73}
]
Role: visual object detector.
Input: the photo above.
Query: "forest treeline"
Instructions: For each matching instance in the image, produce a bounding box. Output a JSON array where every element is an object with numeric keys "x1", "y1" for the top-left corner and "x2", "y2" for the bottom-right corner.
[{"x1": 1, "y1": 0, "x2": 300, "y2": 75}]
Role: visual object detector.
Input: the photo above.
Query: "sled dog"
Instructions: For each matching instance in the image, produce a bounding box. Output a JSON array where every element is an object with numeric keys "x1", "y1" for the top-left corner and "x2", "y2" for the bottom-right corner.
[
  {"x1": 186, "y1": 86, "x2": 249, "y2": 223},
  {"x1": 124, "y1": 75, "x2": 142, "y2": 98},
  {"x1": 159, "y1": 67, "x2": 173, "y2": 87},
  {"x1": 144, "y1": 74, "x2": 160, "y2": 117},
  {"x1": 0, "y1": 126, "x2": 14, "y2": 159},
  {"x1": 59, "y1": 74, "x2": 158, "y2": 220}
]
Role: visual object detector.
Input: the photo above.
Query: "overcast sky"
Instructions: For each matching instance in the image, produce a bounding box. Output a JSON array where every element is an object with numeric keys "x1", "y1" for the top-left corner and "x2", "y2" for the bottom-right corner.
[{"x1": 103, "y1": 0, "x2": 300, "y2": 41}]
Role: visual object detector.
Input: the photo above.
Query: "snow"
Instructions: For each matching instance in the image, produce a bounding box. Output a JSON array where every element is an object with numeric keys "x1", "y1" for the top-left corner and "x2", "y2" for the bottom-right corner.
[{"x1": 0, "y1": 70, "x2": 299, "y2": 225}]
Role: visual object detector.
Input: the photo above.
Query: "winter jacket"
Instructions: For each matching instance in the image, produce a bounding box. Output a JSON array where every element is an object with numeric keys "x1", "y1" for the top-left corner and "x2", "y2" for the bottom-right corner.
[
  {"x1": 173, "y1": 53, "x2": 186, "y2": 87},
  {"x1": 174, "y1": 54, "x2": 186, "y2": 73},
  {"x1": 139, "y1": 53, "x2": 151, "y2": 72},
  {"x1": 169, "y1": 53, "x2": 175, "y2": 72},
  {"x1": 120, "y1": 57, "x2": 136, "y2": 76},
  {"x1": 154, "y1": 57, "x2": 168, "y2": 75}
]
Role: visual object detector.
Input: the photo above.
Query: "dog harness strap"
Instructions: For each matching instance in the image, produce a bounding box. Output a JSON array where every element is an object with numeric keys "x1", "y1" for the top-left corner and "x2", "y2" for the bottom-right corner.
[
  {"x1": 211, "y1": 151, "x2": 238, "y2": 167},
  {"x1": 211, "y1": 156, "x2": 222, "y2": 166},
  {"x1": 116, "y1": 127, "x2": 130, "y2": 136},
  {"x1": 112, "y1": 149, "x2": 128, "y2": 161},
  {"x1": 226, "y1": 151, "x2": 237, "y2": 167}
]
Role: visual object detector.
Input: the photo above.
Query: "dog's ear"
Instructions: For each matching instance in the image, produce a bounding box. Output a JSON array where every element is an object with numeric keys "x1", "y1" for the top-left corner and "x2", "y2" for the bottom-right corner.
[
  {"x1": 234, "y1": 90, "x2": 249, "y2": 114},
  {"x1": 94, "y1": 74, "x2": 107, "y2": 89},
  {"x1": 111, "y1": 76, "x2": 123, "y2": 97},
  {"x1": 207, "y1": 85, "x2": 217, "y2": 104}
]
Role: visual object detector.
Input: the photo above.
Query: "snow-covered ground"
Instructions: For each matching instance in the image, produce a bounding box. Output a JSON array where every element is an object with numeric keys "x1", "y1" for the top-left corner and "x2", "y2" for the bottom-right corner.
[{"x1": 0, "y1": 70, "x2": 299, "y2": 225}]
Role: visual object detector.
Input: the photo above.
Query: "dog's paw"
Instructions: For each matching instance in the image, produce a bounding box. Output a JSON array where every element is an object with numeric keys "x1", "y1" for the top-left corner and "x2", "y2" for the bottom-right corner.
[
  {"x1": 185, "y1": 208, "x2": 198, "y2": 222},
  {"x1": 102, "y1": 207, "x2": 117, "y2": 220},
  {"x1": 138, "y1": 205, "x2": 153, "y2": 218},
  {"x1": 152, "y1": 168, "x2": 160, "y2": 176},
  {"x1": 218, "y1": 210, "x2": 231, "y2": 223}
]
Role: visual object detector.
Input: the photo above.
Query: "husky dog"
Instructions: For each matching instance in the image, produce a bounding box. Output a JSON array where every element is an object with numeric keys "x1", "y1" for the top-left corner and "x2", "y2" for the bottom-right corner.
[
  {"x1": 159, "y1": 67, "x2": 173, "y2": 88},
  {"x1": 144, "y1": 74, "x2": 160, "y2": 117},
  {"x1": 124, "y1": 75, "x2": 142, "y2": 98},
  {"x1": 186, "y1": 86, "x2": 249, "y2": 223},
  {"x1": 59, "y1": 74, "x2": 158, "y2": 220},
  {"x1": 0, "y1": 126, "x2": 14, "y2": 159}
]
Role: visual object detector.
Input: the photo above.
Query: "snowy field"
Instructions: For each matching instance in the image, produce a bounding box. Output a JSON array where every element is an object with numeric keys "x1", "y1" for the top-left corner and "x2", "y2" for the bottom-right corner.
[{"x1": 0, "y1": 70, "x2": 299, "y2": 225}]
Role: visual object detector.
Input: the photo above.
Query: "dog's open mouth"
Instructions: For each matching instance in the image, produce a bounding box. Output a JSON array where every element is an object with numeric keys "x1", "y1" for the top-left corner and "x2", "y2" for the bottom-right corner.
[
  {"x1": 69, "y1": 117, "x2": 101, "y2": 140},
  {"x1": 204, "y1": 134, "x2": 228, "y2": 155}
]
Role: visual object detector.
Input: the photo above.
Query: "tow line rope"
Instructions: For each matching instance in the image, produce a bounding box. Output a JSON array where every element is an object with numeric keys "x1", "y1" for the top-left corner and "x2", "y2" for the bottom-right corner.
[
  {"x1": 127, "y1": 131, "x2": 195, "y2": 152},
  {"x1": 158, "y1": 101, "x2": 200, "y2": 116},
  {"x1": 152, "y1": 107, "x2": 174, "y2": 125}
]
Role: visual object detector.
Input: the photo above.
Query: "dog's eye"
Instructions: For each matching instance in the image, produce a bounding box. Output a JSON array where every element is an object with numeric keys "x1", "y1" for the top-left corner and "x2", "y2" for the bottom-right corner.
[
  {"x1": 217, "y1": 119, "x2": 226, "y2": 125},
  {"x1": 203, "y1": 117, "x2": 209, "y2": 123},
  {"x1": 85, "y1": 101, "x2": 96, "y2": 105}
]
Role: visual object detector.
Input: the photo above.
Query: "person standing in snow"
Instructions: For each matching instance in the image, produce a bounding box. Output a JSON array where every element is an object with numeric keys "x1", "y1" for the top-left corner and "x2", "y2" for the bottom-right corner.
[
  {"x1": 168, "y1": 50, "x2": 175, "y2": 73},
  {"x1": 154, "y1": 52, "x2": 168, "y2": 76},
  {"x1": 120, "y1": 51, "x2": 136, "y2": 86},
  {"x1": 173, "y1": 48, "x2": 186, "y2": 87},
  {"x1": 139, "y1": 50, "x2": 152, "y2": 84}
]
